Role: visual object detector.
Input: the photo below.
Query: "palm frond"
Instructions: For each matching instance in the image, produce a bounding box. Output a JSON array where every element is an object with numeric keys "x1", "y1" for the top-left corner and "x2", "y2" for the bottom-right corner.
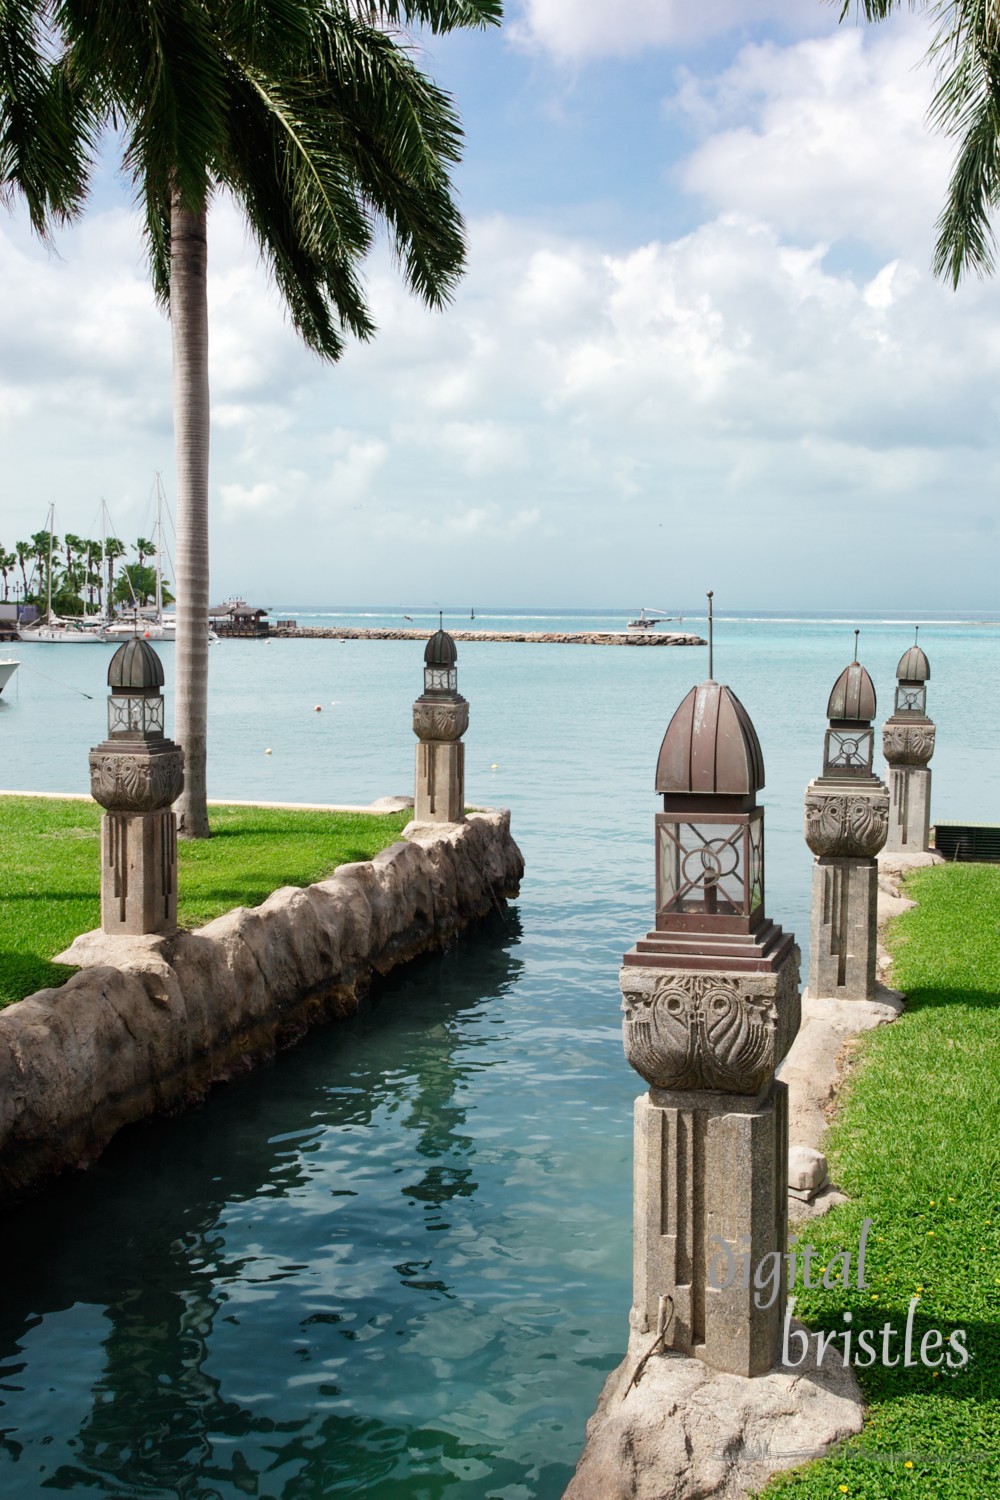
[
  {"x1": 351, "y1": 0, "x2": 502, "y2": 32},
  {"x1": 0, "y1": 0, "x2": 93, "y2": 233},
  {"x1": 837, "y1": 1, "x2": 922, "y2": 22},
  {"x1": 843, "y1": 0, "x2": 1000, "y2": 284},
  {"x1": 930, "y1": 51, "x2": 1000, "y2": 282}
]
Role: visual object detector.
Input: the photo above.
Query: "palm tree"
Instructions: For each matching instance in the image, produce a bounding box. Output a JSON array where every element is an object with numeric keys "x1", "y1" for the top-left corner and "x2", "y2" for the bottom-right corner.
[
  {"x1": 0, "y1": 549, "x2": 15, "y2": 600},
  {"x1": 14, "y1": 541, "x2": 32, "y2": 601},
  {"x1": 114, "y1": 563, "x2": 173, "y2": 608},
  {"x1": 134, "y1": 537, "x2": 156, "y2": 569},
  {"x1": 30, "y1": 527, "x2": 56, "y2": 608},
  {"x1": 63, "y1": 530, "x2": 85, "y2": 581},
  {"x1": 57, "y1": 0, "x2": 501, "y2": 837},
  {"x1": 83, "y1": 538, "x2": 103, "y2": 611},
  {"x1": 104, "y1": 537, "x2": 127, "y2": 610},
  {"x1": 843, "y1": 1, "x2": 1000, "y2": 284}
]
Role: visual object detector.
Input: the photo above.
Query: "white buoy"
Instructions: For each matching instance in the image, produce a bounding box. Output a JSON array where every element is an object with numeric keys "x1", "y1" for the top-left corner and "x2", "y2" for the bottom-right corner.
[
  {"x1": 491, "y1": 763, "x2": 499, "y2": 771},
  {"x1": 265, "y1": 748, "x2": 273, "y2": 755}
]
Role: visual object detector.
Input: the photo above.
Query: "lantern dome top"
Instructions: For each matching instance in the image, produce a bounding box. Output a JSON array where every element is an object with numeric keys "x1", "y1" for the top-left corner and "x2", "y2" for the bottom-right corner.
[
  {"x1": 424, "y1": 628, "x2": 457, "y2": 668},
  {"x1": 108, "y1": 637, "x2": 164, "y2": 691},
  {"x1": 655, "y1": 680, "x2": 765, "y2": 795},
  {"x1": 827, "y1": 661, "x2": 876, "y2": 723},
  {"x1": 896, "y1": 645, "x2": 930, "y2": 683}
]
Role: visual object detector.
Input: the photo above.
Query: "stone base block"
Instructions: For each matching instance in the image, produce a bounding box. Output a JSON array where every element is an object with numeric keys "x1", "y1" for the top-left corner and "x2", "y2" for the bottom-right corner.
[
  {"x1": 562, "y1": 1321, "x2": 863, "y2": 1500},
  {"x1": 414, "y1": 739, "x2": 465, "y2": 823},
  {"x1": 100, "y1": 809, "x2": 177, "y2": 935},
  {"x1": 807, "y1": 857, "x2": 877, "y2": 1002},
  {"x1": 885, "y1": 766, "x2": 931, "y2": 854},
  {"x1": 631, "y1": 1079, "x2": 788, "y2": 1378}
]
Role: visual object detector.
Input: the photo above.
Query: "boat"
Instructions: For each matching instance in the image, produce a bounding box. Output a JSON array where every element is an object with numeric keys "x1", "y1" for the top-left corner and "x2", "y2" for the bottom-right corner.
[
  {"x1": 627, "y1": 607, "x2": 684, "y2": 631},
  {"x1": 0, "y1": 659, "x2": 18, "y2": 693},
  {"x1": 104, "y1": 481, "x2": 216, "y2": 642},
  {"x1": 17, "y1": 509, "x2": 110, "y2": 643},
  {"x1": 19, "y1": 617, "x2": 110, "y2": 643}
]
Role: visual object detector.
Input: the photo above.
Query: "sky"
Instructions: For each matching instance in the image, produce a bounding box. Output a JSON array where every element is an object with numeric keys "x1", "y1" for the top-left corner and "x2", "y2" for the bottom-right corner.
[{"x1": 1, "y1": 1, "x2": 997, "y2": 611}]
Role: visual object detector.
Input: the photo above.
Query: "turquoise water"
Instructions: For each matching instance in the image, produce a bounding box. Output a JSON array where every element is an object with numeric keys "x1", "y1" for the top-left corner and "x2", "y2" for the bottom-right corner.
[{"x1": 0, "y1": 609, "x2": 996, "y2": 1497}]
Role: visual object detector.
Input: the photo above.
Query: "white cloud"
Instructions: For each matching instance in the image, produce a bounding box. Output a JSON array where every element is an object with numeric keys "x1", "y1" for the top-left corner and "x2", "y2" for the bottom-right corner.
[
  {"x1": 327, "y1": 432, "x2": 388, "y2": 502},
  {"x1": 441, "y1": 504, "x2": 542, "y2": 540},
  {"x1": 675, "y1": 26, "x2": 948, "y2": 256},
  {"x1": 509, "y1": 0, "x2": 825, "y2": 62},
  {"x1": 220, "y1": 481, "x2": 281, "y2": 515}
]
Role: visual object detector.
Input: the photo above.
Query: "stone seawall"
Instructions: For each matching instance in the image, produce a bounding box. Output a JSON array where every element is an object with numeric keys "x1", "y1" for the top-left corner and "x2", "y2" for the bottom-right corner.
[
  {"x1": 0, "y1": 811, "x2": 523, "y2": 1208},
  {"x1": 267, "y1": 628, "x2": 706, "y2": 647}
]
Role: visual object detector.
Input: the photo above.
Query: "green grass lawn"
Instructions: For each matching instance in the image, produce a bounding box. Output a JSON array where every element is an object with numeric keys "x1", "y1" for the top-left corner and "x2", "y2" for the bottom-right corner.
[
  {"x1": 0, "y1": 796, "x2": 411, "y2": 1007},
  {"x1": 761, "y1": 862, "x2": 1000, "y2": 1498}
]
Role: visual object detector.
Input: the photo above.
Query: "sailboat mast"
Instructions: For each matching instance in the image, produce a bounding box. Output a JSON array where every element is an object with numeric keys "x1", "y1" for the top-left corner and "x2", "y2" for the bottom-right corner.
[
  {"x1": 101, "y1": 499, "x2": 108, "y2": 616},
  {"x1": 46, "y1": 504, "x2": 54, "y2": 623},
  {"x1": 155, "y1": 476, "x2": 164, "y2": 621}
]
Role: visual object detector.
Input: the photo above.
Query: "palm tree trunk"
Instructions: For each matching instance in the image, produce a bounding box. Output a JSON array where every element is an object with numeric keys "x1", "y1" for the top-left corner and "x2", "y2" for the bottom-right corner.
[{"x1": 170, "y1": 190, "x2": 212, "y2": 838}]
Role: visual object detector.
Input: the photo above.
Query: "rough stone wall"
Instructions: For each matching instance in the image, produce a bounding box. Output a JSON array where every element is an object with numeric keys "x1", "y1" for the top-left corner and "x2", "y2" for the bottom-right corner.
[{"x1": 0, "y1": 811, "x2": 523, "y2": 1208}]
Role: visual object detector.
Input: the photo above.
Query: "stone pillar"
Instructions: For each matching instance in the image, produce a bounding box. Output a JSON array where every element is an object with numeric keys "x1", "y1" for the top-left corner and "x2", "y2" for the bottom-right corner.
[
  {"x1": 90, "y1": 744, "x2": 184, "y2": 934},
  {"x1": 804, "y1": 782, "x2": 888, "y2": 1000},
  {"x1": 622, "y1": 959, "x2": 799, "y2": 1377},
  {"x1": 621, "y1": 663, "x2": 800, "y2": 1379},
  {"x1": 883, "y1": 723, "x2": 935, "y2": 854},
  {"x1": 413, "y1": 698, "x2": 468, "y2": 822}
]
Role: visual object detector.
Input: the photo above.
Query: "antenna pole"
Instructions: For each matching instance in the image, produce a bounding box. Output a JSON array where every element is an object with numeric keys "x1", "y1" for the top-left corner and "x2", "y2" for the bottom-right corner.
[
  {"x1": 915, "y1": 624, "x2": 920, "y2": 645},
  {"x1": 853, "y1": 628, "x2": 859, "y2": 663},
  {"x1": 439, "y1": 609, "x2": 443, "y2": 630},
  {"x1": 707, "y1": 591, "x2": 714, "y2": 680}
]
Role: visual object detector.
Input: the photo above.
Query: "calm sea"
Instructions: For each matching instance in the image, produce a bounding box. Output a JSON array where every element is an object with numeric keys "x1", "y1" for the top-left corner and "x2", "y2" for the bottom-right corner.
[{"x1": 0, "y1": 607, "x2": 995, "y2": 1497}]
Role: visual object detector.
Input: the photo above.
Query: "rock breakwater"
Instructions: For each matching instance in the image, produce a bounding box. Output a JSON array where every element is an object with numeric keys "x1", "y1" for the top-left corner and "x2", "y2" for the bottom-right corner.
[{"x1": 270, "y1": 628, "x2": 706, "y2": 646}]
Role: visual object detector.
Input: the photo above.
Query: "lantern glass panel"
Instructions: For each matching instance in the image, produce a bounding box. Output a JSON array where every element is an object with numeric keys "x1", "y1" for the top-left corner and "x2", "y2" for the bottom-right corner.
[
  {"x1": 658, "y1": 820, "x2": 746, "y2": 916},
  {"x1": 425, "y1": 666, "x2": 457, "y2": 692},
  {"x1": 824, "y1": 726, "x2": 873, "y2": 774},
  {"x1": 109, "y1": 693, "x2": 163, "y2": 736},
  {"x1": 748, "y1": 816, "x2": 764, "y2": 913},
  {"x1": 894, "y1": 684, "x2": 926, "y2": 715}
]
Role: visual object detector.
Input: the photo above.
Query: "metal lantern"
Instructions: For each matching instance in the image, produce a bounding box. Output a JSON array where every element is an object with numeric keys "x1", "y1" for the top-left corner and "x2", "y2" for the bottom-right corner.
[
  {"x1": 822, "y1": 659, "x2": 877, "y2": 777},
  {"x1": 423, "y1": 624, "x2": 459, "y2": 696},
  {"x1": 893, "y1": 642, "x2": 930, "y2": 717},
  {"x1": 106, "y1": 637, "x2": 166, "y2": 739},
  {"x1": 653, "y1": 682, "x2": 765, "y2": 924},
  {"x1": 624, "y1": 671, "x2": 792, "y2": 974}
]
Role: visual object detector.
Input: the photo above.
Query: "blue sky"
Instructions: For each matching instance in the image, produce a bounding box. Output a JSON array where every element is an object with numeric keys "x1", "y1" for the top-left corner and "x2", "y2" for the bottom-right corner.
[{"x1": 2, "y1": 1, "x2": 997, "y2": 610}]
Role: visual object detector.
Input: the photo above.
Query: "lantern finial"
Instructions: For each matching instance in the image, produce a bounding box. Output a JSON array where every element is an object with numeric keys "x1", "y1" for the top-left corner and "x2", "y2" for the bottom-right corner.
[{"x1": 707, "y1": 590, "x2": 714, "y2": 681}]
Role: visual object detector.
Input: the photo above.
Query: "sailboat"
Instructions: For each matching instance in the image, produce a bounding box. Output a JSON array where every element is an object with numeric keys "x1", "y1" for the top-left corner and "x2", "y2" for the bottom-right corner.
[
  {"x1": 17, "y1": 508, "x2": 110, "y2": 643},
  {"x1": 104, "y1": 478, "x2": 216, "y2": 642},
  {"x1": 105, "y1": 480, "x2": 174, "y2": 639}
]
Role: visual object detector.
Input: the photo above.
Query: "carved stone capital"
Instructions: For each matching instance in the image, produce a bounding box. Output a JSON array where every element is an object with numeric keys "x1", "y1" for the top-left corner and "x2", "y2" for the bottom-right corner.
[
  {"x1": 412, "y1": 697, "x2": 469, "y2": 742},
  {"x1": 620, "y1": 955, "x2": 800, "y2": 1095},
  {"x1": 882, "y1": 721, "x2": 936, "y2": 767},
  {"x1": 89, "y1": 744, "x2": 184, "y2": 813},
  {"x1": 804, "y1": 785, "x2": 889, "y2": 857}
]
